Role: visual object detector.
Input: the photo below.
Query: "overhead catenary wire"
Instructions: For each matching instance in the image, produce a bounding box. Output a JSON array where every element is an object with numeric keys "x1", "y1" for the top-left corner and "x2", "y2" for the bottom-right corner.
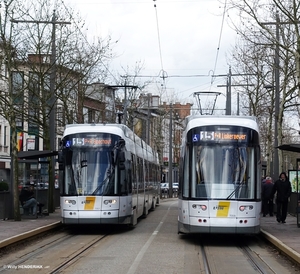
[
  {"x1": 151, "y1": 0, "x2": 228, "y2": 109},
  {"x1": 193, "y1": 0, "x2": 228, "y2": 114},
  {"x1": 60, "y1": 0, "x2": 228, "y2": 108},
  {"x1": 153, "y1": 0, "x2": 167, "y2": 88},
  {"x1": 210, "y1": 0, "x2": 227, "y2": 86}
]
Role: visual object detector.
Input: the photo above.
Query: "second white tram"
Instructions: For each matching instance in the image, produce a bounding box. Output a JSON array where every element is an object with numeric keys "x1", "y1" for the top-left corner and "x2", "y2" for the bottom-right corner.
[
  {"x1": 178, "y1": 115, "x2": 262, "y2": 234},
  {"x1": 59, "y1": 123, "x2": 160, "y2": 225}
]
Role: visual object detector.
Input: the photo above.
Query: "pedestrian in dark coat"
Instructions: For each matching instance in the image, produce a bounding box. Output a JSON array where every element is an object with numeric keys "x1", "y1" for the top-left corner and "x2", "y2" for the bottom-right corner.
[
  {"x1": 272, "y1": 172, "x2": 292, "y2": 223},
  {"x1": 262, "y1": 176, "x2": 274, "y2": 217}
]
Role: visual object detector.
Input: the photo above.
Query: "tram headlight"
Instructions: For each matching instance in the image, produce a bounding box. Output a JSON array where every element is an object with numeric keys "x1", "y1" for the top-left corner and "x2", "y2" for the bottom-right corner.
[
  {"x1": 192, "y1": 204, "x2": 207, "y2": 211},
  {"x1": 64, "y1": 199, "x2": 76, "y2": 205},
  {"x1": 104, "y1": 199, "x2": 117, "y2": 205},
  {"x1": 200, "y1": 205, "x2": 207, "y2": 210},
  {"x1": 239, "y1": 205, "x2": 254, "y2": 211}
]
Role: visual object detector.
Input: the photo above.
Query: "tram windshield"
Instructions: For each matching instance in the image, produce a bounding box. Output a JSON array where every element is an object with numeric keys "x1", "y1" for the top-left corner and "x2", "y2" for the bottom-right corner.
[
  {"x1": 61, "y1": 133, "x2": 122, "y2": 196},
  {"x1": 182, "y1": 126, "x2": 260, "y2": 200}
]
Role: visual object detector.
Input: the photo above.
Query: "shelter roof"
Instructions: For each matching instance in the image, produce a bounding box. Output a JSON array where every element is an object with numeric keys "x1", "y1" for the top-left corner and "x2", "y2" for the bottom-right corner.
[
  {"x1": 17, "y1": 150, "x2": 58, "y2": 159},
  {"x1": 277, "y1": 144, "x2": 300, "y2": 153}
]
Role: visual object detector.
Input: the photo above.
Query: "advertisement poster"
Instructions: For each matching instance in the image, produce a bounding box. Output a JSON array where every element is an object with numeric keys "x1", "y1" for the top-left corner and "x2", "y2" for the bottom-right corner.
[
  {"x1": 289, "y1": 170, "x2": 299, "y2": 192},
  {"x1": 17, "y1": 132, "x2": 23, "y2": 151},
  {"x1": 27, "y1": 136, "x2": 36, "y2": 150}
]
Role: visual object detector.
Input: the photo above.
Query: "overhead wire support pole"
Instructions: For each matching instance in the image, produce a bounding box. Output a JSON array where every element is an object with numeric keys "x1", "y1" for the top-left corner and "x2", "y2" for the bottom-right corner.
[
  {"x1": 168, "y1": 103, "x2": 173, "y2": 198},
  {"x1": 217, "y1": 84, "x2": 254, "y2": 116},
  {"x1": 213, "y1": 67, "x2": 255, "y2": 115},
  {"x1": 213, "y1": 67, "x2": 232, "y2": 115},
  {"x1": 261, "y1": 13, "x2": 282, "y2": 179},
  {"x1": 261, "y1": 13, "x2": 300, "y2": 177},
  {"x1": 11, "y1": 13, "x2": 71, "y2": 152},
  {"x1": 11, "y1": 11, "x2": 71, "y2": 213}
]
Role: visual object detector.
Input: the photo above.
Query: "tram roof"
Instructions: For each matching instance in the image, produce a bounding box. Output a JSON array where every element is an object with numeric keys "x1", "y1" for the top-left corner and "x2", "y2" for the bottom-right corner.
[
  {"x1": 63, "y1": 123, "x2": 132, "y2": 138},
  {"x1": 63, "y1": 123, "x2": 159, "y2": 163},
  {"x1": 183, "y1": 115, "x2": 259, "y2": 132},
  {"x1": 63, "y1": 123, "x2": 155, "y2": 151}
]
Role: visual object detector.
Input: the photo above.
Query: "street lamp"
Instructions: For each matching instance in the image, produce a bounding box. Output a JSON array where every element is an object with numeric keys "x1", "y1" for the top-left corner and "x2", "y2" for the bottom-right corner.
[{"x1": 261, "y1": 12, "x2": 280, "y2": 180}]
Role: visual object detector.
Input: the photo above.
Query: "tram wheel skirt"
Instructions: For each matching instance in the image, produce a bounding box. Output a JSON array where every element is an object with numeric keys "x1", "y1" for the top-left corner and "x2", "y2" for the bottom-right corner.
[
  {"x1": 178, "y1": 222, "x2": 260, "y2": 234},
  {"x1": 62, "y1": 215, "x2": 132, "y2": 225}
]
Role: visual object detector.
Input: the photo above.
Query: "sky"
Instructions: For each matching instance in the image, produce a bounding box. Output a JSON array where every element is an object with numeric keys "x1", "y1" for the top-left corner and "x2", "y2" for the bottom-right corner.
[{"x1": 65, "y1": 0, "x2": 237, "y2": 114}]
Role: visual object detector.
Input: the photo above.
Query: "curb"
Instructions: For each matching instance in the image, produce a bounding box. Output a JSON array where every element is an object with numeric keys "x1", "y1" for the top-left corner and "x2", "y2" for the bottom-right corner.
[
  {"x1": 0, "y1": 221, "x2": 62, "y2": 249},
  {"x1": 261, "y1": 228, "x2": 300, "y2": 264}
]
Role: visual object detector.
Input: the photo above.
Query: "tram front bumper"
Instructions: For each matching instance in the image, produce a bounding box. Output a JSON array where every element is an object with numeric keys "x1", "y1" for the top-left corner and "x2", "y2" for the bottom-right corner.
[
  {"x1": 178, "y1": 217, "x2": 260, "y2": 234},
  {"x1": 62, "y1": 209, "x2": 120, "y2": 224}
]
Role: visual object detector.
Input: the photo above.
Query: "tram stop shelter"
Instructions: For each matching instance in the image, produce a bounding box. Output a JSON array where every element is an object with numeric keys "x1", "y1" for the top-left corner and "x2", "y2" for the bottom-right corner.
[
  {"x1": 17, "y1": 150, "x2": 58, "y2": 216},
  {"x1": 277, "y1": 144, "x2": 300, "y2": 227}
]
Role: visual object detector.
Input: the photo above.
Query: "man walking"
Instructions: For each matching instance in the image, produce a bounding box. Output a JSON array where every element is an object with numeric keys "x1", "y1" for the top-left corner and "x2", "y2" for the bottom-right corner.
[
  {"x1": 272, "y1": 172, "x2": 292, "y2": 223},
  {"x1": 262, "y1": 176, "x2": 274, "y2": 217}
]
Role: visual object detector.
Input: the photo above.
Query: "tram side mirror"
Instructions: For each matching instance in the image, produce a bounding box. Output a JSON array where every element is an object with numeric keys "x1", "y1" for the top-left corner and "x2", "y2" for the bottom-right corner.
[
  {"x1": 118, "y1": 151, "x2": 125, "y2": 170},
  {"x1": 118, "y1": 138, "x2": 125, "y2": 147}
]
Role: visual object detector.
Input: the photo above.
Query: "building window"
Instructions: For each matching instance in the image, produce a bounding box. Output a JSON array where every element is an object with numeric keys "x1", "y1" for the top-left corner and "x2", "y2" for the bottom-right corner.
[
  {"x1": 57, "y1": 106, "x2": 64, "y2": 127},
  {"x1": 11, "y1": 71, "x2": 24, "y2": 105},
  {"x1": 4, "y1": 126, "x2": 7, "y2": 147},
  {"x1": 88, "y1": 109, "x2": 95, "y2": 123}
]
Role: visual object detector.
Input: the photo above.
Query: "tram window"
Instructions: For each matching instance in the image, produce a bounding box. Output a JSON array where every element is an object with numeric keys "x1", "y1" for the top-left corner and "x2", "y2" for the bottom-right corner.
[
  {"x1": 187, "y1": 145, "x2": 257, "y2": 199},
  {"x1": 118, "y1": 151, "x2": 125, "y2": 170},
  {"x1": 182, "y1": 146, "x2": 190, "y2": 198},
  {"x1": 196, "y1": 184, "x2": 207, "y2": 198},
  {"x1": 128, "y1": 170, "x2": 132, "y2": 193},
  {"x1": 119, "y1": 169, "x2": 126, "y2": 194}
]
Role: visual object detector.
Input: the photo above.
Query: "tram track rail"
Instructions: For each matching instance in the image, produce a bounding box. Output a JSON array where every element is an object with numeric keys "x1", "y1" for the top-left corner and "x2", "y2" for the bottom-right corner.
[
  {"x1": 200, "y1": 243, "x2": 276, "y2": 274},
  {"x1": 1, "y1": 200, "x2": 299, "y2": 274},
  {"x1": 0, "y1": 233, "x2": 72, "y2": 273},
  {"x1": 50, "y1": 234, "x2": 108, "y2": 274},
  {"x1": 200, "y1": 244, "x2": 211, "y2": 274},
  {"x1": 239, "y1": 245, "x2": 275, "y2": 274},
  {"x1": 198, "y1": 234, "x2": 289, "y2": 274},
  {"x1": 0, "y1": 229, "x2": 110, "y2": 273}
]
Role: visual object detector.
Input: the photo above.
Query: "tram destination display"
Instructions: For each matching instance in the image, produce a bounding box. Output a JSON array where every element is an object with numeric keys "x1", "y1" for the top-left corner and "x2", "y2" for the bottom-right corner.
[{"x1": 192, "y1": 131, "x2": 248, "y2": 142}]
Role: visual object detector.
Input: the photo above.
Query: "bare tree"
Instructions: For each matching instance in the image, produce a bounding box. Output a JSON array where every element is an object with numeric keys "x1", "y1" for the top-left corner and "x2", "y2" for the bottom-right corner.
[
  {"x1": 0, "y1": 0, "x2": 114, "y2": 218},
  {"x1": 228, "y1": 32, "x2": 275, "y2": 175},
  {"x1": 0, "y1": 0, "x2": 21, "y2": 220},
  {"x1": 228, "y1": 0, "x2": 300, "y2": 174}
]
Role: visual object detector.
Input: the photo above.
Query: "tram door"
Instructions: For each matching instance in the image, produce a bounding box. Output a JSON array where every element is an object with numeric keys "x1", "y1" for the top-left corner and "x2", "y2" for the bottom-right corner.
[{"x1": 118, "y1": 152, "x2": 132, "y2": 217}]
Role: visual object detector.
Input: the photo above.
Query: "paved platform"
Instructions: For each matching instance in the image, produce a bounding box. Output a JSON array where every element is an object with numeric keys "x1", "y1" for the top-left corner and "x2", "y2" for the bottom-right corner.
[
  {"x1": 0, "y1": 210, "x2": 300, "y2": 265},
  {"x1": 0, "y1": 210, "x2": 62, "y2": 249},
  {"x1": 260, "y1": 213, "x2": 300, "y2": 264}
]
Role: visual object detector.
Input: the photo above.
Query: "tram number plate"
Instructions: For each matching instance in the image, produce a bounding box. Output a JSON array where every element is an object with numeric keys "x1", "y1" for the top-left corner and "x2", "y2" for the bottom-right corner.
[
  {"x1": 216, "y1": 201, "x2": 230, "y2": 217},
  {"x1": 83, "y1": 197, "x2": 96, "y2": 210}
]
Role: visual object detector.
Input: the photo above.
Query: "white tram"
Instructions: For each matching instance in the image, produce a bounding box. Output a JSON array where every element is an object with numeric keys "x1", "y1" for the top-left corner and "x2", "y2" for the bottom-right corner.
[
  {"x1": 59, "y1": 123, "x2": 160, "y2": 225},
  {"x1": 178, "y1": 116, "x2": 262, "y2": 234}
]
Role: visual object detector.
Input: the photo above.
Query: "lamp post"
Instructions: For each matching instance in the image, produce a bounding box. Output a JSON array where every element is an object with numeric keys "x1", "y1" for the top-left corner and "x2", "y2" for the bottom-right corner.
[
  {"x1": 168, "y1": 103, "x2": 173, "y2": 198},
  {"x1": 261, "y1": 13, "x2": 281, "y2": 180},
  {"x1": 273, "y1": 13, "x2": 280, "y2": 180}
]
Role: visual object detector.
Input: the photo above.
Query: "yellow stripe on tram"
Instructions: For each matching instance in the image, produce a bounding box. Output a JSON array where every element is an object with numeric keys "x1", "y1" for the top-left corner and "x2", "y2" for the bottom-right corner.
[
  {"x1": 84, "y1": 196, "x2": 96, "y2": 210},
  {"x1": 216, "y1": 201, "x2": 230, "y2": 217}
]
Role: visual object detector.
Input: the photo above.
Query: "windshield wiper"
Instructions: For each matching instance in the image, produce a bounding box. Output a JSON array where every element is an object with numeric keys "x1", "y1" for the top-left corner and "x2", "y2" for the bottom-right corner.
[
  {"x1": 91, "y1": 177, "x2": 109, "y2": 195},
  {"x1": 226, "y1": 182, "x2": 243, "y2": 200}
]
